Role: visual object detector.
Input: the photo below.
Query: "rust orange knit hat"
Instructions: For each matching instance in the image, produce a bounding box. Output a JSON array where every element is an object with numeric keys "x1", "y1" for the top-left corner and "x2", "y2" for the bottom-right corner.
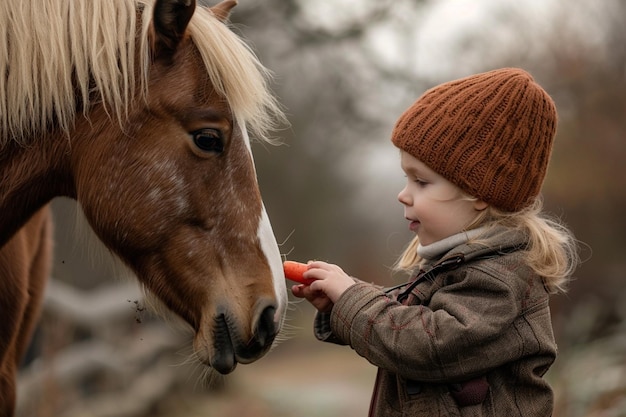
[{"x1": 391, "y1": 68, "x2": 557, "y2": 212}]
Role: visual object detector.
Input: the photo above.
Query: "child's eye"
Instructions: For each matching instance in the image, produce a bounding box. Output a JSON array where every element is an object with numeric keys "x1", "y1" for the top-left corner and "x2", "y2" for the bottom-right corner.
[{"x1": 403, "y1": 174, "x2": 428, "y2": 187}]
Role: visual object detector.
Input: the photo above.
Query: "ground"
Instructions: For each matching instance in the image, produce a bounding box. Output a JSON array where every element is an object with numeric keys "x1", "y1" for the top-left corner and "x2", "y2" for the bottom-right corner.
[{"x1": 155, "y1": 324, "x2": 377, "y2": 417}]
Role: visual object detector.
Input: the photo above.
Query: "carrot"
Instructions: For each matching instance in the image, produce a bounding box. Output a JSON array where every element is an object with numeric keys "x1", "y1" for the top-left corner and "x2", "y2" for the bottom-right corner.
[{"x1": 283, "y1": 261, "x2": 316, "y2": 285}]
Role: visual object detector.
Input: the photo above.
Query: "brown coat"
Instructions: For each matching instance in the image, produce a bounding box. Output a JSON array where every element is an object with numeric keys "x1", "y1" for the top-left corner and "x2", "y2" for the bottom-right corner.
[{"x1": 314, "y1": 229, "x2": 557, "y2": 417}]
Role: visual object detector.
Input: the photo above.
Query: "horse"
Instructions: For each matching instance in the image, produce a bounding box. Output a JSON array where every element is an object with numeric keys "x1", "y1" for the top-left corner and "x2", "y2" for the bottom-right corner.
[{"x1": 0, "y1": 0, "x2": 288, "y2": 414}]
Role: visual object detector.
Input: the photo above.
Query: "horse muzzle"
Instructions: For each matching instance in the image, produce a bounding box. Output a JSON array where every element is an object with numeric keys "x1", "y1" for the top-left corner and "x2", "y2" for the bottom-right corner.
[{"x1": 196, "y1": 301, "x2": 279, "y2": 374}]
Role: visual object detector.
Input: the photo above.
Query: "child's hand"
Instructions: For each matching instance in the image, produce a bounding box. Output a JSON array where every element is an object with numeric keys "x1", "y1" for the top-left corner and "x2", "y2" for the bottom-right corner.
[
  {"x1": 291, "y1": 283, "x2": 334, "y2": 313},
  {"x1": 290, "y1": 261, "x2": 356, "y2": 311}
]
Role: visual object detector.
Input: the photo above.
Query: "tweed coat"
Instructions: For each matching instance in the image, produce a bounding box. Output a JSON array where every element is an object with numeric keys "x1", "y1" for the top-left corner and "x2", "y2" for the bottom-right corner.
[{"x1": 314, "y1": 228, "x2": 557, "y2": 417}]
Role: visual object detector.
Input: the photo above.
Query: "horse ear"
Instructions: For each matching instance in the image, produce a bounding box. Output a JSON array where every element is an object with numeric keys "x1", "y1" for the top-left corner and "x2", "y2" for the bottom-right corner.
[
  {"x1": 151, "y1": 0, "x2": 196, "y2": 59},
  {"x1": 209, "y1": 0, "x2": 237, "y2": 23}
]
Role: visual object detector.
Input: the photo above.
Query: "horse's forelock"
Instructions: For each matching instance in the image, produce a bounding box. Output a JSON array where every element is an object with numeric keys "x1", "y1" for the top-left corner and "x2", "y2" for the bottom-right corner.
[
  {"x1": 0, "y1": 0, "x2": 284, "y2": 145},
  {"x1": 187, "y1": 7, "x2": 286, "y2": 143}
]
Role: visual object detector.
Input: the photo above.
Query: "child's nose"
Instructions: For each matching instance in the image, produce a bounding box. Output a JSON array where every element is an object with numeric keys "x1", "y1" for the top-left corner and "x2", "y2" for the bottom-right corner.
[{"x1": 397, "y1": 187, "x2": 411, "y2": 205}]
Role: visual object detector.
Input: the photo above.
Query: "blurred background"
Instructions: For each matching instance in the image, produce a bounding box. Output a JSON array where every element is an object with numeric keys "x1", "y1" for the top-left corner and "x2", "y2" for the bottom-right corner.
[{"x1": 17, "y1": 0, "x2": 626, "y2": 416}]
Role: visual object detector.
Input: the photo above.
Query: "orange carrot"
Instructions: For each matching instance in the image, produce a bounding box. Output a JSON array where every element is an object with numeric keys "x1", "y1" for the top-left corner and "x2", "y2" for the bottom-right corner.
[{"x1": 283, "y1": 261, "x2": 316, "y2": 285}]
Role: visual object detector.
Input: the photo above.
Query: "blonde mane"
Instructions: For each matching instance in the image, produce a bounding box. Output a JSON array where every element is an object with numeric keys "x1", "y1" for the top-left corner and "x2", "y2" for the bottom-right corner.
[{"x1": 0, "y1": 0, "x2": 283, "y2": 145}]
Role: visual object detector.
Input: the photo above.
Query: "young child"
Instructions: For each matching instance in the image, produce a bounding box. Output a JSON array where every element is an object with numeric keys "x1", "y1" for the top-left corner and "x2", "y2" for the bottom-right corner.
[{"x1": 291, "y1": 68, "x2": 579, "y2": 416}]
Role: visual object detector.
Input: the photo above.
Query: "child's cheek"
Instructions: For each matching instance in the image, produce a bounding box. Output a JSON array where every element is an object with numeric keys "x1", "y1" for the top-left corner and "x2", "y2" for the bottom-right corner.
[{"x1": 428, "y1": 182, "x2": 464, "y2": 202}]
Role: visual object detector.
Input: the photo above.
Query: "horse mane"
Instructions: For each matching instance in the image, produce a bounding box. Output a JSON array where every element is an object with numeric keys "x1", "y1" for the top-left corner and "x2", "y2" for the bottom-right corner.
[{"x1": 0, "y1": 0, "x2": 284, "y2": 145}]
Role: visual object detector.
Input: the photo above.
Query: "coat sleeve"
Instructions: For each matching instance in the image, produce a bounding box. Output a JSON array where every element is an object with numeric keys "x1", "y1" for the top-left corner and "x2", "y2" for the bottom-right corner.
[
  {"x1": 313, "y1": 311, "x2": 347, "y2": 345},
  {"x1": 327, "y1": 263, "x2": 545, "y2": 382}
]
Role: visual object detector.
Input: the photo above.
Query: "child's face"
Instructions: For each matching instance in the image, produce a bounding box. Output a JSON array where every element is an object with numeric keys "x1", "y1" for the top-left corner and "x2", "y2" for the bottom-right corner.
[{"x1": 398, "y1": 151, "x2": 487, "y2": 246}]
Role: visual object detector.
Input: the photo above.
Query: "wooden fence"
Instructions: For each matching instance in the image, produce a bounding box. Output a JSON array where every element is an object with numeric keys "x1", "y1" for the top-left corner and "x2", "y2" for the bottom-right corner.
[{"x1": 17, "y1": 278, "x2": 192, "y2": 417}]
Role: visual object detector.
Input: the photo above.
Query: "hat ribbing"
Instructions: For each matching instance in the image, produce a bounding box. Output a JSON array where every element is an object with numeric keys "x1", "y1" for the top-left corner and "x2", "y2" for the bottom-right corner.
[{"x1": 391, "y1": 68, "x2": 557, "y2": 212}]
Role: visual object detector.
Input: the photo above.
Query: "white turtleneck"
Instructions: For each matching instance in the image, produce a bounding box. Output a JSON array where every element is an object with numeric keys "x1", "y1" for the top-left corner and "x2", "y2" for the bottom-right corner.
[{"x1": 417, "y1": 227, "x2": 488, "y2": 261}]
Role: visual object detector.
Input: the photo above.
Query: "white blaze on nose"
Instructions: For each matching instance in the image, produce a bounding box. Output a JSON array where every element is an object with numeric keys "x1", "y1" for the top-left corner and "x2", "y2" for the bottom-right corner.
[
  {"x1": 258, "y1": 206, "x2": 288, "y2": 324},
  {"x1": 239, "y1": 119, "x2": 287, "y2": 326}
]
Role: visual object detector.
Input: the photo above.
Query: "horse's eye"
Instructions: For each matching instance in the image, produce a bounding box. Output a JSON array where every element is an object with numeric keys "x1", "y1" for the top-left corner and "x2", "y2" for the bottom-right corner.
[{"x1": 192, "y1": 129, "x2": 224, "y2": 153}]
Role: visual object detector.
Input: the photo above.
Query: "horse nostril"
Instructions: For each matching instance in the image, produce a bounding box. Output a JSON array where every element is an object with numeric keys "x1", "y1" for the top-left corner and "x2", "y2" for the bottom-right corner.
[
  {"x1": 211, "y1": 313, "x2": 237, "y2": 374},
  {"x1": 255, "y1": 305, "x2": 277, "y2": 347}
]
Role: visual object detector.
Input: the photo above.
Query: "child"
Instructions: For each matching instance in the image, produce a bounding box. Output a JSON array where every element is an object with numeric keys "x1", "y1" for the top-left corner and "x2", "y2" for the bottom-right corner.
[{"x1": 291, "y1": 68, "x2": 579, "y2": 417}]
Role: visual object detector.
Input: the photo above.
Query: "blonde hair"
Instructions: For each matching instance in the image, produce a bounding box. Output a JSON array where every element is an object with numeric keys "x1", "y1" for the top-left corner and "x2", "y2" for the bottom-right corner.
[
  {"x1": 0, "y1": 0, "x2": 284, "y2": 144},
  {"x1": 395, "y1": 198, "x2": 579, "y2": 294}
]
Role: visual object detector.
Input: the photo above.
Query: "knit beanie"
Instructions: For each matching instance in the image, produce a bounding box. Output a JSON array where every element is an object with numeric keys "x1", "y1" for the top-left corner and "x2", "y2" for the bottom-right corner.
[{"x1": 391, "y1": 68, "x2": 557, "y2": 212}]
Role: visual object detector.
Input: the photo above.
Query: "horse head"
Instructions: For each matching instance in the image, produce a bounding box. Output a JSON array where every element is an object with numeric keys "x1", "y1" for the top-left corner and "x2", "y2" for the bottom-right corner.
[{"x1": 68, "y1": 0, "x2": 287, "y2": 374}]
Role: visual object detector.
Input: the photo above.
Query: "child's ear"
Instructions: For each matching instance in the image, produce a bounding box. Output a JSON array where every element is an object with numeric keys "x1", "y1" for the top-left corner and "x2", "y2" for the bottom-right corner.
[{"x1": 474, "y1": 200, "x2": 489, "y2": 211}]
